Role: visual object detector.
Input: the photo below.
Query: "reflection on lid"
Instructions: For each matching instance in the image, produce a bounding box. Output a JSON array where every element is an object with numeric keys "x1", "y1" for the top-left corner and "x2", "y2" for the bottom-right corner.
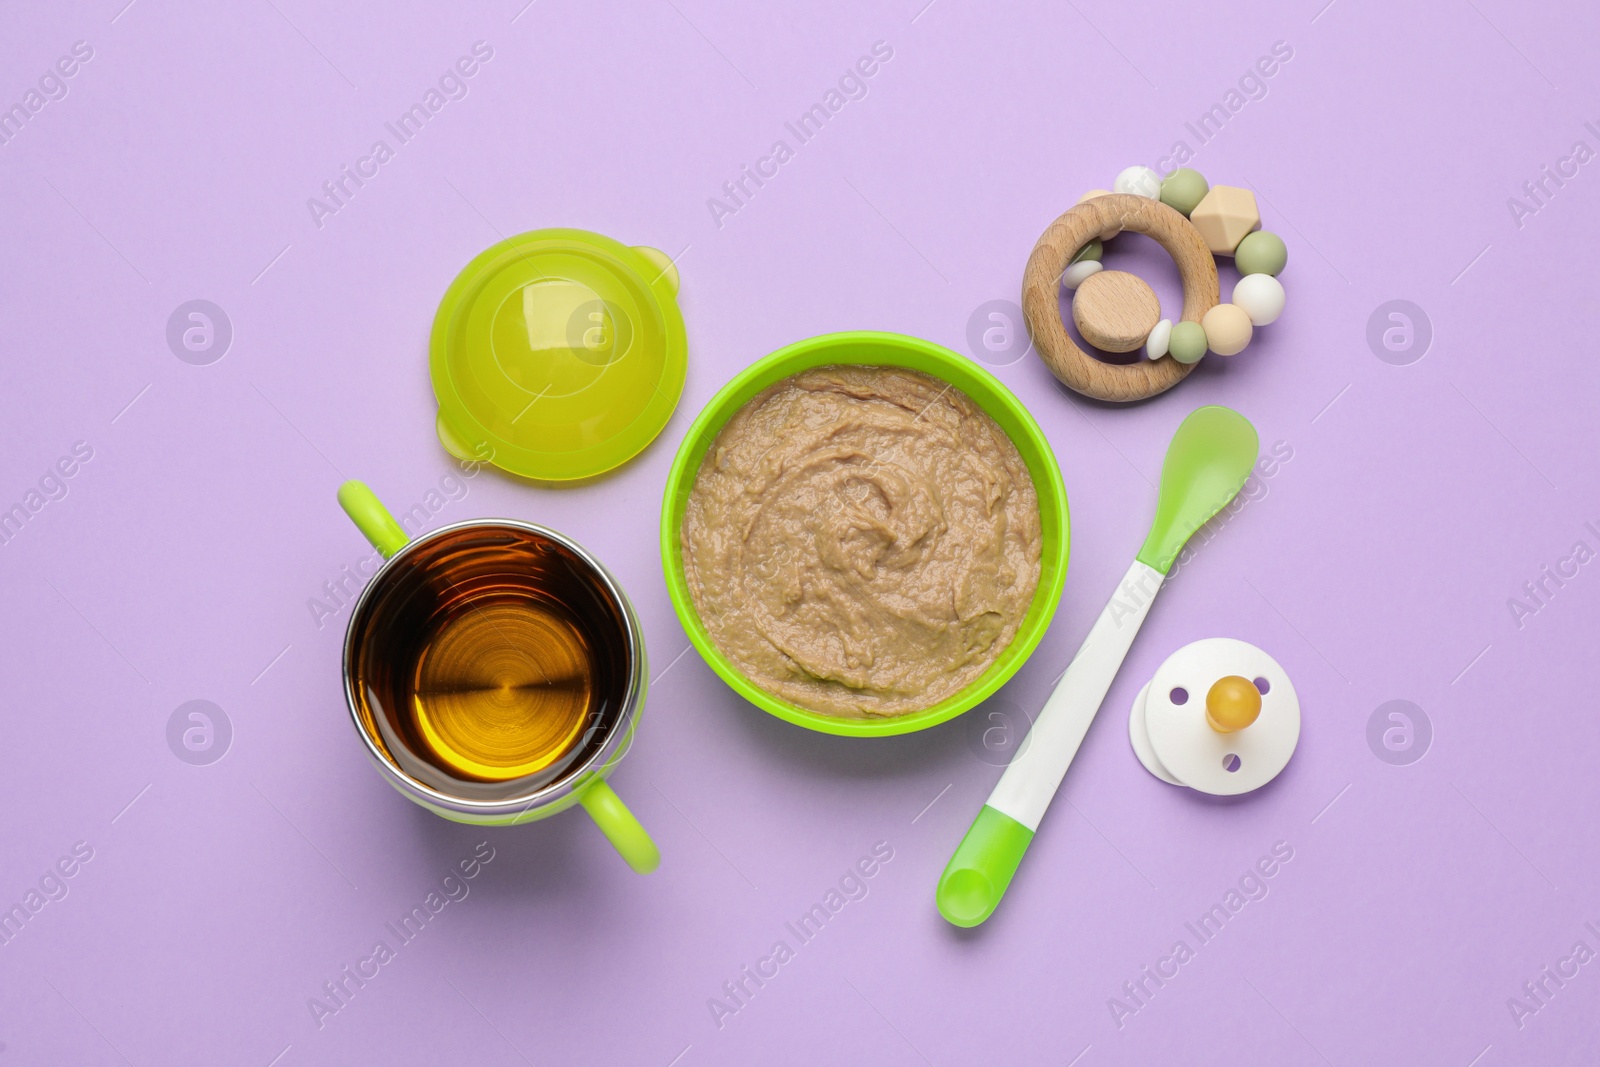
[
  {"x1": 492, "y1": 279, "x2": 633, "y2": 399},
  {"x1": 520, "y1": 280, "x2": 632, "y2": 369},
  {"x1": 521, "y1": 279, "x2": 594, "y2": 355}
]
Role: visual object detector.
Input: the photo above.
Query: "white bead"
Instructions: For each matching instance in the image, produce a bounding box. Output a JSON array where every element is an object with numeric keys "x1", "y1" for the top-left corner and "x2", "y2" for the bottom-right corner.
[
  {"x1": 1061, "y1": 260, "x2": 1104, "y2": 290},
  {"x1": 1231, "y1": 273, "x2": 1285, "y2": 326},
  {"x1": 1145, "y1": 318, "x2": 1172, "y2": 360},
  {"x1": 1061, "y1": 260, "x2": 1103, "y2": 289},
  {"x1": 1113, "y1": 166, "x2": 1162, "y2": 199}
]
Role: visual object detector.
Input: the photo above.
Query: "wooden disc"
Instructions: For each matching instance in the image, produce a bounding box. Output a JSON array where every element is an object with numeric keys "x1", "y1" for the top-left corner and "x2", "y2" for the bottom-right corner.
[
  {"x1": 1072, "y1": 270, "x2": 1160, "y2": 353},
  {"x1": 1023, "y1": 193, "x2": 1220, "y2": 402}
]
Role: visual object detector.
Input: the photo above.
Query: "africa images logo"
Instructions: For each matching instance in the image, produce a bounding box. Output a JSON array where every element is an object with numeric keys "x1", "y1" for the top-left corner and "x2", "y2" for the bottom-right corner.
[
  {"x1": 0, "y1": 841, "x2": 95, "y2": 948},
  {"x1": 306, "y1": 842, "x2": 495, "y2": 1030},
  {"x1": 705, "y1": 841, "x2": 894, "y2": 1030},
  {"x1": 1107, "y1": 841, "x2": 1294, "y2": 1029},
  {"x1": 705, "y1": 41, "x2": 894, "y2": 230},
  {"x1": 0, "y1": 40, "x2": 94, "y2": 147},
  {"x1": 305, "y1": 42, "x2": 495, "y2": 229},
  {"x1": 0, "y1": 441, "x2": 95, "y2": 548}
]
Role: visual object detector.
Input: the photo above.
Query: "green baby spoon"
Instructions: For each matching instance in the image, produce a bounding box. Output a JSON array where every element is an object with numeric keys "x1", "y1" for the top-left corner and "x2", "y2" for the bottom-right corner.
[{"x1": 936, "y1": 406, "x2": 1259, "y2": 927}]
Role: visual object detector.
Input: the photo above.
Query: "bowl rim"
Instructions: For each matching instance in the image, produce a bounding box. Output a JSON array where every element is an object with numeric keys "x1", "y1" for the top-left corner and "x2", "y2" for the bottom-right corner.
[{"x1": 658, "y1": 330, "x2": 1071, "y2": 737}]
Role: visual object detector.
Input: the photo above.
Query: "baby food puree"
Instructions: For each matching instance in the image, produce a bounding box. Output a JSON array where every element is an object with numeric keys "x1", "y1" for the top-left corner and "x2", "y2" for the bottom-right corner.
[{"x1": 680, "y1": 366, "x2": 1042, "y2": 718}]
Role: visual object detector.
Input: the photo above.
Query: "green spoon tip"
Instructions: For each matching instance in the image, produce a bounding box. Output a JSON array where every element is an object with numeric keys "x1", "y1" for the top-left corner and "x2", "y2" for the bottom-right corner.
[
  {"x1": 936, "y1": 805, "x2": 1035, "y2": 928},
  {"x1": 1135, "y1": 406, "x2": 1259, "y2": 575}
]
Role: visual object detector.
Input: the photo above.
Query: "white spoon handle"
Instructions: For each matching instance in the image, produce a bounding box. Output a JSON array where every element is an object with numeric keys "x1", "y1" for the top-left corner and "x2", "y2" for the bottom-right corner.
[{"x1": 988, "y1": 559, "x2": 1164, "y2": 830}]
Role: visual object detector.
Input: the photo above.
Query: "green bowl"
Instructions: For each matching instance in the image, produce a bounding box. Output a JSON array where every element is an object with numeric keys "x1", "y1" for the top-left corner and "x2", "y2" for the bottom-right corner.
[{"x1": 659, "y1": 331, "x2": 1071, "y2": 737}]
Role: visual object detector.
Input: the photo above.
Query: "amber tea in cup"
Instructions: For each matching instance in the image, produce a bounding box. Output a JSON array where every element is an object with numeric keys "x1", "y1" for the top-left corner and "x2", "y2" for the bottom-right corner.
[{"x1": 348, "y1": 523, "x2": 633, "y2": 802}]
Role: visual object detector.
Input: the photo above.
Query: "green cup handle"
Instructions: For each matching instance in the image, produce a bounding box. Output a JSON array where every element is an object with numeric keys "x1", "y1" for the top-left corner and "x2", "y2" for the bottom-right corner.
[
  {"x1": 578, "y1": 779, "x2": 660, "y2": 874},
  {"x1": 338, "y1": 480, "x2": 409, "y2": 558}
]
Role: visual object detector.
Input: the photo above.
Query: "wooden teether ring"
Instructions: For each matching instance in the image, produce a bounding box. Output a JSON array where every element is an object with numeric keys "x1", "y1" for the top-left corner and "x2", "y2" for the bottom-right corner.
[{"x1": 1023, "y1": 193, "x2": 1220, "y2": 403}]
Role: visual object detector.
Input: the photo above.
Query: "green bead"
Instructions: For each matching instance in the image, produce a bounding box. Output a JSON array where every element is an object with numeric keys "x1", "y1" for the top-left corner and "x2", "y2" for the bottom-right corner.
[
  {"x1": 1234, "y1": 230, "x2": 1287, "y2": 276},
  {"x1": 1159, "y1": 168, "x2": 1209, "y2": 216},
  {"x1": 1168, "y1": 321, "x2": 1207, "y2": 364},
  {"x1": 1070, "y1": 239, "x2": 1103, "y2": 265}
]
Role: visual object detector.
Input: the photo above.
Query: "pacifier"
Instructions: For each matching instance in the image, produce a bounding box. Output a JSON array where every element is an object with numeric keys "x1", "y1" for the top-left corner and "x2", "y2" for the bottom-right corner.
[{"x1": 1128, "y1": 638, "x2": 1299, "y2": 795}]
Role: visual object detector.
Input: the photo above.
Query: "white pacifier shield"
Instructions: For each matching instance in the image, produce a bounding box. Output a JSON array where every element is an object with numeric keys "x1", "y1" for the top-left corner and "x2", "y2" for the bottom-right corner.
[
  {"x1": 1140, "y1": 638, "x2": 1299, "y2": 795},
  {"x1": 1128, "y1": 681, "x2": 1185, "y2": 785}
]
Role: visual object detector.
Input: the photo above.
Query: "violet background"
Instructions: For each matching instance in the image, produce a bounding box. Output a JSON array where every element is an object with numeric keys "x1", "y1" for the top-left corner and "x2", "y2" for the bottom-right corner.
[{"x1": 2, "y1": 0, "x2": 1598, "y2": 1063}]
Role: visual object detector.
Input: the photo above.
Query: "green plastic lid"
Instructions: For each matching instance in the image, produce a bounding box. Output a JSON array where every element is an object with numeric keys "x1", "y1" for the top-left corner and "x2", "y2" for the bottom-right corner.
[{"x1": 429, "y1": 228, "x2": 687, "y2": 482}]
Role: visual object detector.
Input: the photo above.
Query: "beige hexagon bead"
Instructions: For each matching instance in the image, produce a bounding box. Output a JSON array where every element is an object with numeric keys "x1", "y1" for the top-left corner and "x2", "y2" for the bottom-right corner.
[{"x1": 1189, "y1": 185, "x2": 1260, "y2": 256}]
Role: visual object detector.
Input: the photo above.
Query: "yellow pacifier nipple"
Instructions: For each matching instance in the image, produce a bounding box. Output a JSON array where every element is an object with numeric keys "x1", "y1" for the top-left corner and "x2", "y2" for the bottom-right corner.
[{"x1": 1205, "y1": 675, "x2": 1261, "y2": 733}]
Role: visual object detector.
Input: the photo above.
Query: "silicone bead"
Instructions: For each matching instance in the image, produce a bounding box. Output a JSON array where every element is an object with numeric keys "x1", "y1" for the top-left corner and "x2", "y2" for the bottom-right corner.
[
  {"x1": 1167, "y1": 321, "x2": 1207, "y2": 364},
  {"x1": 1231, "y1": 274, "x2": 1285, "y2": 326},
  {"x1": 1189, "y1": 186, "x2": 1261, "y2": 255},
  {"x1": 1233, "y1": 231, "x2": 1288, "y2": 277},
  {"x1": 1114, "y1": 166, "x2": 1162, "y2": 199},
  {"x1": 1076, "y1": 189, "x2": 1120, "y2": 240},
  {"x1": 1061, "y1": 259, "x2": 1103, "y2": 290},
  {"x1": 1201, "y1": 303, "x2": 1253, "y2": 356},
  {"x1": 1145, "y1": 318, "x2": 1173, "y2": 361},
  {"x1": 1070, "y1": 239, "x2": 1104, "y2": 264},
  {"x1": 1159, "y1": 168, "x2": 1209, "y2": 217}
]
